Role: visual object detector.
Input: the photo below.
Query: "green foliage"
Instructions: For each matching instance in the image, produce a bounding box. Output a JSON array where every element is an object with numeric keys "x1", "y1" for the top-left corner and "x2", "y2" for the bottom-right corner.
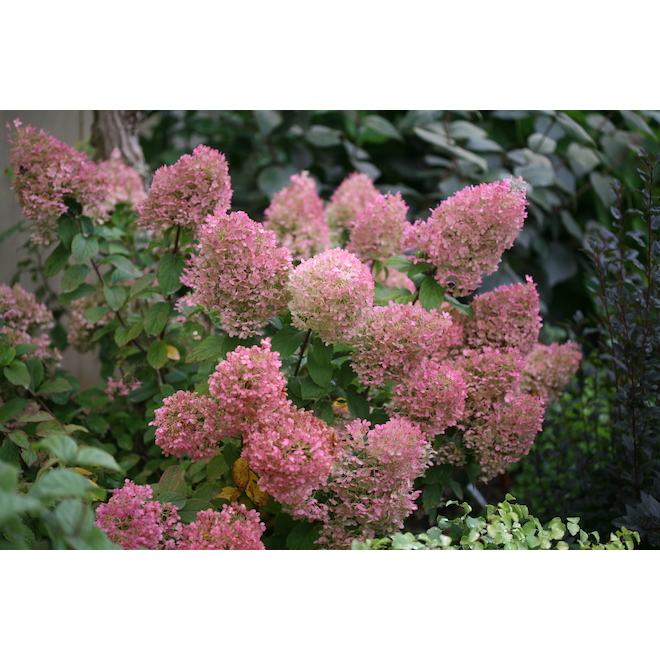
[{"x1": 352, "y1": 495, "x2": 640, "y2": 550}]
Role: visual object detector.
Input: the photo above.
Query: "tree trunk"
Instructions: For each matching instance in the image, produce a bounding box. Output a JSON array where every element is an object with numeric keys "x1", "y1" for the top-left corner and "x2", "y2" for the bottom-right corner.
[{"x1": 91, "y1": 110, "x2": 150, "y2": 185}]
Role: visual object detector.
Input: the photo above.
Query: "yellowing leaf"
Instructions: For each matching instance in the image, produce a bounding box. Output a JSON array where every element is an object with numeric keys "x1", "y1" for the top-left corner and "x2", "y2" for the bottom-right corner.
[
  {"x1": 246, "y1": 479, "x2": 269, "y2": 507},
  {"x1": 72, "y1": 467, "x2": 93, "y2": 476},
  {"x1": 333, "y1": 398, "x2": 349, "y2": 411},
  {"x1": 218, "y1": 486, "x2": 242, "y2": 503},
  {"x1": 232, "y1": 458, "x2": 250, "y2": 490},
  {"x1": 166, "y1": 345, "x2": 180, "y2": 360}
]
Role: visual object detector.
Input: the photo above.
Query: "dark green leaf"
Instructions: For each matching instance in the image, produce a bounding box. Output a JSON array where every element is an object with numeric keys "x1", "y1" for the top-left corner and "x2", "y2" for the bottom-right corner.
[
  {"x1": 147, "y1": 340, "x2": 169, "y2": 369},
  {"x1": 185, "y1": 334, "x2": 226, "y2": 363},
  {"x1": 286, "y1": 521, "x2": 319, "y2": 550},
  {"x1": 37, "y1": 378, "x2": 73, "y2": 395},
  {"x1": 3, "y1": 362, "x2": 31, "y2": 388},
  {"x1": 345, "y1": 388, "x2": 370, "y2": 419},
  {"x1": 105, "y1": 254, "x2": 143, "y2": 280},
  {"x1": 157, "y1": 253, "x2": 185, "y2": 295},
  {"x1": 0, "y1": 398, "x2": 27, "y2": 424},
  {"x1": 419, "y1": 276, "x2": 445, "y2": 311},
  {"x1": 30, "y1": 468, "x2": 95, "y2": 502},
  {"x1": 58, "y1": 216, "x2": 78, "y2": 249},
  {"x1": 71, "y1": 234, "x2": 99, "y2": 263},
  {"x1": 177, "y1": 498, "x2": 213, "y2": 524},
  {"x1": 313, "y1": 400, "x2": 334, "y2": 425},
  {"x1": 206, "y1": 453, "x2": 229, "y2": 480},
  {"x1": 301, "y1": 375, "x2": 331, "y2": 400},
  {"x1": 37, "y1": 434, "x2": 78, "y2": 464},
  {"x1": 58, "y1": 282, "x2": 96, "y2": 305},
  {"x1": 383, "y1": 255, "x2": 413, "y2": 273},
  {"x1": 76, "y1": 446, "x2": 122, "y2": 472},
  {"x1": 103, "y1": 284, "x2": 127, "y2": 311},
  {"x1": 362, "y1": 114, "x2": 402, "y2": 141},
  {"x1": 129, "y1": 272, "x2": 157, "y2": 298},
  {"x1": 444, "y1": 295, "x2": 472, "y2": 317},
  {"x1": 114, "y1": 320, "x2": 144, "y2": 347},
  {"x1": 61, "y1": 265, "x2": 90, "y2": 293},
  {"x1": 144, "y1": 302, "x2": 170, "y2": 337},
  {"x1": 43, "y1": 242, "x2": 71, "y2": 277},
  {"x1": 85, "y1": 305, "x2": 111, "y2": 324},
  {"x1": 337, "y1": 360, "x2": 357, "y2": 389},
  {"x1": 25, "y1": 357, "x2": 44, "y2": 390},
  {"x1": 158, "y1": 492, "x2": 186, "y2": 509},
  {"x1": 270, "y1": 327, "x2": 307, "y2": 358},
  {"x1": 158, "y1": 465, "x2": 188, "y2": 498},
  {"x1": 556, "y1": 112, "x2": 595, "y2": 144}
]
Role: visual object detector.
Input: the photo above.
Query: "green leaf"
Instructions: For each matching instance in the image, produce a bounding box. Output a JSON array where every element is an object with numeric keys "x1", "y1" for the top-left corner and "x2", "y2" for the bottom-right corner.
[
  {"x1": 362, "y1": 115, "x2": 402, "y2": 141},
  {"x1": 206, "y1": 453, "x2": 229, "y2": 480},
  {"x1": 30, "y1": 468, "x2": 95, "y2": 502},
  {"x1": 8, "y1": 430, "x2": 30, "y2": 449},
  {"x1": 383, "y1": 255, "x2": 413, "y2": 274},
  {"x1": 0, "y1": 345, "x2": 17, "y2": 367},
  {"x1": 313, "y1": 400, "x2": 334, "y2": 425},
  {"x1": 105, "y1": 254, "x2": 143, "y2": 280},
  {"x1": 4, "y1": 362, "x2": 31, "y2": 388},
  {"x1": 129, "y1": 272, "x2": 157, "y2": 299},
  {"x1": 185, "y1": 334, "x2": 226, "y2": 363},
  {"x1": 177, "y1": 498, "x2": 213, "y2": 524},
  {"x1": 157, "y1": 253, "x2": 185, "y2": 295},
  {"x1": 103, "y1": 284, "x2": 127, "y2": 311},
  {"x1": 556, "y1": 112, "x2": 595, "y2": 145},
  {"x1": 44, "y1": 242, "x2": 71, "y2": 276},
  {"x1": 76, "y1": 446, "x2": 122, "y2": 472},
  {"x1": 444, "y1": 295, "x2": 472, "y2": 317},
  {"x1": 144, "y1": 302, "x2": 170, "y2": 336},
  {"x1": 286, "y1": 521, "x2": 319, "y2": 550},
  {"x1": 312, "y1": 338, "x2": 333, "y2": 366},
  {"x1": 38, "y1": 434, "x2": 79, "y2": 464},
  {"x1": 114, "y1": 320, "x2": 144, "y2": 347},
  {"x1": 301, "y1": 375, "x2": 331, "y2": 400},
  {"x1": 37, "y1": 378, "x2": 73, "y2": 395},
  {"x1": 25, "y1": 357, "x2": 44, "y2": 390},
  {"x1": 58, "y1": 282, "x2": 96, "y2": 305},
  {"x1": 61, "y1": 264, "x2": 90, "y2": 293},
  {"x1": 0, "y1": 492, "x2": 43, "y2": 527},
  {"x1": 337, "y1": 360, "x2": 357, "y2": 389},
  {"x1": 270, "y1": 327, "x2": 307, "y2": 358},
  {"x1": 58, "y1": 216, "x2": 78, "y2": 249},
  {"x1": 254, "y1": 110, "x2": 282, "y2": 136},
  {"x1": 0, "y1": 398, "x2": 27, "y2": 423},
  {"x1": 419, "y1": 276, "x2": 445, "y2": 311},
  {"x1": 158, "y1": 465, "x2": 187, "y2": 498},
  {"x1": 306, "y1": 125, "x2": 342, "y2": 148},
  {"x1": 306, "y1": 346, "x2": 333, "y2": 389},
  {"x1": 71, "y1": 234, "x2": 99, "y2": 263},
  {"x1": 345, "y1": 388, "x2": 370, "y2": 419},
  {"x1": 147, "y1": 340, "x2": 168, "y2": 369},
  {"x1": 85, "y1": 305, "x2": 111, "y2": 324},
  {"x1": 157, "y1": 492, "x2": 186, "y2": 509}
]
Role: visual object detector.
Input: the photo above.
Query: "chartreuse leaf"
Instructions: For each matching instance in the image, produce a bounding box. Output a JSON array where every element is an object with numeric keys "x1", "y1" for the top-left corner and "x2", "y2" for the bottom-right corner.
[{"x1": 158, "y1": 253, "x2": 185, "y2": 295}]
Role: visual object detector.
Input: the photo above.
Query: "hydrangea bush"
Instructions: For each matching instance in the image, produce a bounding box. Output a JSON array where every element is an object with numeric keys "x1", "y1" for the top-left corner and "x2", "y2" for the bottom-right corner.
[{"x1": 1, "y1": 118, "x2": 590, "y2": 550}]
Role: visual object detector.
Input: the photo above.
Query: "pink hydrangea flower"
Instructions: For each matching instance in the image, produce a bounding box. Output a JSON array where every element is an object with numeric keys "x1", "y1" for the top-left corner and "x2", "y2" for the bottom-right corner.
[
  {"x1": 263, "y1": 170, "x2": 330, "y2": 261},
  {"x1": 177, "y1": 504, "x2": 266, "y2": 550},
  {"x1": 150, "y1": 390, "x2": 228, "y2": 462},
  {"x1": 389, "y1": 358, "x2": 467, "y2": 437},
  {"x1": 207, "y1": 338, "x2": 289, "y2": 435},
  {"x1": 313, "y1": 417, "x2": 433, "y2": 549},
  {"x1": 105, "y1": 376, "x2": 142, "y2": 401},
  {"x1": 7, "y1": 119, "x2": 110, "y2": 245},
  {"x1": 465, "y1": 276, "x2": 542, "y2": 355},
  {"x1": 326, "y1": 171, "x2": 380, "y2": 237},
  {"x1": 94, "y1": 479, "x2": 182, "y2": 550},
  {"x1": 346, "y1": 192, "x2": 409, "y2": 263},
  {"x1": 411, "y1": 178, "x2": 528, "y2": 296},
  {"x1": 350, "y1": 302, "x2": 460, "y2": 387},
  {"x1": 90, "y1": 148, "x2": 145, "y2": 219},
  {"x1": 521, "y1": 341, "x2": 582, "y2": 403},
  {"x1": 0, "y1": 283, "x2": 60, "y2": 364},
  {"x1": 136, "y1": 144, "x2": 232, "y2": 233},
  {"x1": 241, "y1": 403, "x2": 341, "y2": 513},
  {"x1": 181, "y1": 209, "x2": 292, "y2": 338},
  {"x1": 288, "y1": 247, "x2": 375, "y2": 345},
  {"x1": 462, "y1": 392, "x2": 545, "y2": 481}
]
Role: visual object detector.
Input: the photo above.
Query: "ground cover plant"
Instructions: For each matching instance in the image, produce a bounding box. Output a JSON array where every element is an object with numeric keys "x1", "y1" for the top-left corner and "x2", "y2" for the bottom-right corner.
[{"x1": 0, "y1": 115, "x2": 644, "y2": 550}]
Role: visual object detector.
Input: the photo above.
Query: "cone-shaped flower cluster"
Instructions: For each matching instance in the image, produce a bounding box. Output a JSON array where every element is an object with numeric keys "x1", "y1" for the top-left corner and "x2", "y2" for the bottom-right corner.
[
  {"x1": 347, "y1": 192, "x2": 408, "y2": 263},
  {"x1": 91, "y1": 148, "x2": 145, "y2": 219},
  {"x1": 314, "y1": 418, "x2": 433, "y2": 549},
  {"x1": 182, "y1": 210, "x2": 293, "y2": 338},
  {"x1": 288, "y1": 247, "x2": 375, "y2": 345},
  {"x1": 263, "y1": 171, "x2": 330, "y2": 261},
  {"x1": 350, "y1": 302, "x2": 460, "y2": 387},
  {"x1": 464, "y1": 276, "x2": 542, "y2": 355},
  {"x1": 136, "y1": 144, "x2": 231, "y2": 233},
  {"x1": 94, "y1": 480, "x2": 183, "y2": 550},
  {"x1": 326, "y1": 171, "x2": 380, "y2": 238},
  {"x1": 151, "y1": 390, "x2": 228, "y2": 462},
  {"x1": 177, "y1": 504, "x2": 266, "y2": 550},
  {"x1": 411, "y1": 178, "x2": 528, "y2": 296},
  {"x1": 7, "y1": 119, "x2": 110, "y2": 245},
  {"x1": 521, "y1": 341, "x2": 582, "y2": 403}
]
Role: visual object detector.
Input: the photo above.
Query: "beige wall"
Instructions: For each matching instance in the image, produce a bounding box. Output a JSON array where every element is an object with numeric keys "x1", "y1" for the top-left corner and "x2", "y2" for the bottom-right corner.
[{"x1": 1, "y1": 110, "x2": 100, "y2": 387}]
